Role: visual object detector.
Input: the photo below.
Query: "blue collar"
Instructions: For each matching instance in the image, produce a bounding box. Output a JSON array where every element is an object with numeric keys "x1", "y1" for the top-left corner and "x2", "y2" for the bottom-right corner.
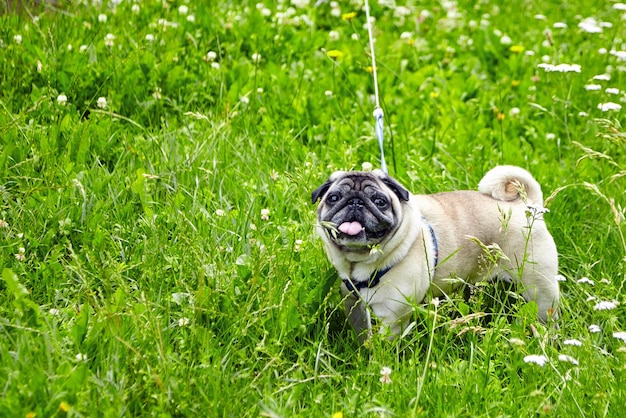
[
  {"x1": 343, "y1": 218, "x2": 438, "y2": 296},
  {"x1": 343, "y1": 265, "x2": 391, "y2": 295}
]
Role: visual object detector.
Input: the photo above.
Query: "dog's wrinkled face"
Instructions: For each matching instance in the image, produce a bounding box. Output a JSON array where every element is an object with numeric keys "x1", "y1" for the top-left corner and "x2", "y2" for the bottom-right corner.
[{"x1": 312, "y1": 170, "x2": 410, "y2": 251}]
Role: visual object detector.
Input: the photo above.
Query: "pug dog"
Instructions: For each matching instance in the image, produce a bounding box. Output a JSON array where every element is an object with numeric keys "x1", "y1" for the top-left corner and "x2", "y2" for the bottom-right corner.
[{"x1": 312, "y1": 166, "x2": 559, "y2": 339}]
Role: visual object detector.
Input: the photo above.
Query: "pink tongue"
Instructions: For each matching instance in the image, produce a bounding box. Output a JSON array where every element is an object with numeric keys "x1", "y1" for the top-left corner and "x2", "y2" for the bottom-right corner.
[{"x1": 338, "y1": 221, "x2": 363, "y2": 236}]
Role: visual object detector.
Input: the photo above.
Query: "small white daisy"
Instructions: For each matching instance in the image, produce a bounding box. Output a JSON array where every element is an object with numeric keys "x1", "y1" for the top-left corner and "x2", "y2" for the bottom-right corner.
[
  {"x1": 524, "y1": 354, "x2": 548, "y2": 366},
  {"x1": 613, "y1": 332, "x2": 626, "y2": 342},
  {"x1": 597, "y1": 102, "x2": 622, "y2": 112},
  {"x1": 584, "y1": 84, "x2": 602, "y2": 91},
  {"x1": 558, "y1": 354, "x2": 579, "y2": 365},
  {"x1": 589, "y1": 324, "x2": 601, "y2": 333},
  {"x1": 564, "y1": 339, "x2": 583, "y2": 346},
  {"x1": 594, "y1": 301, "x2": 618, "y2": 310}
]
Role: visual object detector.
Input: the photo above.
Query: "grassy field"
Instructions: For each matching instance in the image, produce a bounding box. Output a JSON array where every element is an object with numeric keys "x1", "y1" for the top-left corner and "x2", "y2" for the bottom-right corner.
[{"x1": 1, "y1": 0, "x2": 625, "y2": 416}]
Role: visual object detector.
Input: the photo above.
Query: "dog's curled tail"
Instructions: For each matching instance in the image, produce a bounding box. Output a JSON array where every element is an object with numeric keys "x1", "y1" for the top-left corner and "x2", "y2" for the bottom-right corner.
[{"x1": 478, "y1": 165, "x2": 544, "y2": 205}]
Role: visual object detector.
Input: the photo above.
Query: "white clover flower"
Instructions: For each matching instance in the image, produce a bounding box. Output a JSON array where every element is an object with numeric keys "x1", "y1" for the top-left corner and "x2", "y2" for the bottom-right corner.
[
  {"x1": 328, "y1": 30, "x2": 340, "y2": 41},
  {"x1": 594, "y1": 300, "x2": 618, "y2": 310},
  {"x1": 49, "y1": 308, "x2": 60, "y2": 316},
  {"x1": 558, "y1": 354, "x2": 579, "y2": 365},
  {"x1": 131, "y1": 4, "x2": 140, "y2": 13},
  {"x1": 500, "y1": 35, "x2": 512, "y2": 45},
  {"x1": 577, "y1": 277, "x2": 594, "y2": 285},
  {"x1": 538, "y1": 63, "x2": 581, "y2": 73},
  {"x1": 187, "y1": 14, "x2": 196, "y2": 22},
  {"x1": 57, "y1": 93, "x2": 68, "y2": 105},
  {"x1": 379, "y1": 366, "x2": 392, "y2": 384},
  {"x1": 98, "y1": 13, "x2": 107, "y2": 23},
  {"x1": 597, "y1": 102, "x2": 622, "y2": 112},
  {"x1": 261, "y1": 208, "x2": 270, "y2": 221},
  {"x1": 534, "y1": 14, "x2": 547, "y2": 20},
  {"x1": 178, "y1": 317, "x2": 191, "y2": 327},
  {"x1": 584, "y1": 84, "x2": 602, "y2": 91},
  {"x1": 614, "y1": 3, "x2": 626, "y2": 10},
  {"x1": 178, "y1": 5, "x2": 189, "y2": 15},
  {"x1": 240, "y1": 95, "x2": 250, "y2": 105},
  {"x1": 599, "y1": 48, "x2": 608, "y2": 55},
  {"x1": 546, "y1": 133, "x2": 556, "y2": 140},
  {"x1": 104, "y1": 33, "x2": 115, "y2": 48},
  {"x1": 324, "y1": 90, "x2": 333, "y2": 97},
  {"x1": 75, "y1": 353, "x2": 88, "y2": 361},
  {"x1": 362, "y1": 162, "x2": 373, "y2": 172},
  {"x1": 589, "y1": 324, "x2": 601, "y2": 333},
  {"x1": 593, "y1": 74, "x2": 611, "y2": 81},
  {"x1": 579, "y1": 17, "x2": 602, "y2": 33},
  {"x1": 251, "y1": 53, "x2": 262, "y2": 63},
  {"x1": 97, "y1": 97, "x2": 108, "y2": 109},
  {"x1": 211, "y1": 62, "x2": 220, "y2": 70},
  {"x1": 564, "y1": 339, "x2": 583, "y2": 346},
  {"x1": 578, "y1": 111, "x2": 589, "y2": 117},
  {"x1": 206, "y1": 50, "x2": 217, "y2": 61},
  {"x1": 605, "y1": 88, "x2": 620, "y2": 95},
  {"x1": 14, "y1": 34, "x2": 23, "y2": 44},
  {"x1": 613, "y1": 331, "x2": 626, "y2": 342},
  {"x1": 215, "y1": 209, "x2": 226, "y2": 217},
  {"x1": 509, "y1": 107, "x2": 520, "y2": 116},
  {"x1": 145, "y1": 34, "x2": 155, "y2": 42},
  {"x1": 553, "y1": 22, "x2": 567, "y2": 29},
  {"x1": 291, "y1": 0, "x2": 310, "y2": 8},
  {"x1": 524, "y1": 354, "x2": 548, "y2": 366}
]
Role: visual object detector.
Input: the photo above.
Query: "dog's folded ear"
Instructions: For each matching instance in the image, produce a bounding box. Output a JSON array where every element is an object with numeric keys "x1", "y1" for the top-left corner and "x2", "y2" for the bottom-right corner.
[
  {"x1": 312, "y1": 179, "x2": 333, "y2": 204},
  {"x1": 378, "y1": 174, "x2": 410, "y2": 201}
]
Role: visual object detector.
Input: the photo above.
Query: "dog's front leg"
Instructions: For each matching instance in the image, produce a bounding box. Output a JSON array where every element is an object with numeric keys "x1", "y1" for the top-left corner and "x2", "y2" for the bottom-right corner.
[{"x1": 344, "y1": 296, "x2": 372, "y2": 343}]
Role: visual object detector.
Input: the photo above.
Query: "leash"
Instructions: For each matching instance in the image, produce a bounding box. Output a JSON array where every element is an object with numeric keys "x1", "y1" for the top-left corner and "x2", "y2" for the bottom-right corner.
[{"x1": 363, "y1": 0, "x2": 388, "y2": 173}]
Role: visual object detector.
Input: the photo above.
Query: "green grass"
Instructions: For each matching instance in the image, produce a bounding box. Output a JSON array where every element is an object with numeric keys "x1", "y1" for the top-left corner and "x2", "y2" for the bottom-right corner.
[{"x1": 1, "y1": 0, "x2": 625, "y2": 416}]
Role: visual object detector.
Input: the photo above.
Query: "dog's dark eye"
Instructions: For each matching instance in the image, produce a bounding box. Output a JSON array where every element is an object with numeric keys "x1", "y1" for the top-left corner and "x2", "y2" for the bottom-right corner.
[
  {"x1": 373, "y1": 197, "x2": 388, "y2": 207},
  {"x1": 326, "y1": 193, "x2": 340, "y2": 204}
]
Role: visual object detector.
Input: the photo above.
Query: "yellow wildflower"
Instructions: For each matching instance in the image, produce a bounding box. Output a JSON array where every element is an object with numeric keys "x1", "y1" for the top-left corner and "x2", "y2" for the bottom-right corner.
[
  {"x1": 509, "y1": 45, "x2": 525, "y2": 53},
  {"x1": 326, "y1": 49, "x2": 344, "y2": 59},
  {"x1": 59, "y1": 402, "x2": 70, "y2": 413},
  {"x1": 332, "y1": 413, "x2": 344, "y2": 418},
  {"x1": 341, "y1": 12, "x2": 357, "y2": 21}
]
